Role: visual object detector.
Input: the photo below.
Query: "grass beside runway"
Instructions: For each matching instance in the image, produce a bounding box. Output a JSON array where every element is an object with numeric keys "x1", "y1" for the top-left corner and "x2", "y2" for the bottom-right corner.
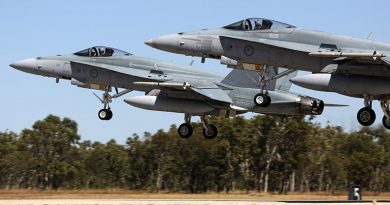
[{"x1": 0, "y1": 190, "x2": 390, "y2": 200}]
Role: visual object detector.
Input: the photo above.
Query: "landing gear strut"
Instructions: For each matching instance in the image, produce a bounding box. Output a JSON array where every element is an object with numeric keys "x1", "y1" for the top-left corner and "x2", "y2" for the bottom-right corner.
[
  {"x1": 254, "y1": 66, "x2": 271, "y2": 107},
  {"x1": 357, "y1": 96, "x2": 375, "y2": 126},
  {"x1": 94, "y1": 86, "x2": 132, "y2": 121},
  {"x1": 253, "y1": 67, "x2": 296, "y2": 107}
]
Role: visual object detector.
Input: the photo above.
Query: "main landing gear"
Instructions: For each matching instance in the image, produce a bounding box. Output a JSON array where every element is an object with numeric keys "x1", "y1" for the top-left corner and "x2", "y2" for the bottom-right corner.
[
  {"x1": 94, "y1": 86, "x2": 132, "y2": 121},
  {"x1": 380, "y1": 100, "x2": 390, "y2": 130},
  {"x1": 178, "y1": 114, "x2": 193, "y2": 138},
  {"x1": 357, "y1": 98, "x2": 376, "y2": 126},
  {"x1": 177, "y1": 114, "x2": 218, "y2": 139},
  {"x1": 356, "y1": 96, "x2": 390, "y2": 130}
]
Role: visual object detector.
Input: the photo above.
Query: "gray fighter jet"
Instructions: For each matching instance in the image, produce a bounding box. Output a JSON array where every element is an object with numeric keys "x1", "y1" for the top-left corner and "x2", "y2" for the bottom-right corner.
[
  {"x1": 146, "y1": 18, "x2": 390, "y2": 129},
  {"x1": 10, "y1": 46, "x2": 325, "y2": 139}
]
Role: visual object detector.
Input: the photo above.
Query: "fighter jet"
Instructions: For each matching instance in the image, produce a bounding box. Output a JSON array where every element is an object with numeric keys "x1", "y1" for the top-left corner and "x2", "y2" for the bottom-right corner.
[
  {"x1": 10, "y1": 46, "x2": 325, "y2": 139},
  {"x1": 146, "y1": 17, "x2": 390, "y2": 129}
]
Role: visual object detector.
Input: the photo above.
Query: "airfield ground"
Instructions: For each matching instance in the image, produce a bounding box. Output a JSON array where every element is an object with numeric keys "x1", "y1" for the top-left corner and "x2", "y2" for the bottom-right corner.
[
  {"x1": 1, "y1": 189, "x2": 390, "y2": 200},
  {"x1": 2, "y1": 190, "x2": 390, "y2": 205}
]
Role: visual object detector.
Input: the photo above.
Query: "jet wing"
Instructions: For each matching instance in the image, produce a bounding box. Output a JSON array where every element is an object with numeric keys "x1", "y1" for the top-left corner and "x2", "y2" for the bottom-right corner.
[
  {"x1": 131, "y1": 81, "x2": 233, "y2": 103},
  {"x1": 190, "y1": 84, "x2": 233, "y2": 104}
]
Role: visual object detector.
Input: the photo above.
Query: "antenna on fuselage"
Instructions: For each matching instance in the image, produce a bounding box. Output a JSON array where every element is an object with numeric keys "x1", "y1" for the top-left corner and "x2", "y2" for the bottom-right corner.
[{"x1": 367, "y1": 32, "x2": 373, "y2": 40}]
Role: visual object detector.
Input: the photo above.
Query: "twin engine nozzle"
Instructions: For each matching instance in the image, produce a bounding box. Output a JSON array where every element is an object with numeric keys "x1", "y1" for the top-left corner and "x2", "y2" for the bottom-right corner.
[{"x1": 298, "y1": 96, "x2": 324, "y2": 115}]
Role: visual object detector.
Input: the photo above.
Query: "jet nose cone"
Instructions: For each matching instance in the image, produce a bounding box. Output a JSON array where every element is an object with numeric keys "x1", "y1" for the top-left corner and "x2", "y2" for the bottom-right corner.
[
  {"x1": 145, "y1": 34, "x2": 180, "y2": 52},
  {"x1": 9, "y1": 63, "x2": 17, "y2": 69},
  {"x1": 10, "y1": 58, "x2": 38, "y2": 74},
  {"x1": 144, "y1": 39, "x2": 156, "y2": 48}
]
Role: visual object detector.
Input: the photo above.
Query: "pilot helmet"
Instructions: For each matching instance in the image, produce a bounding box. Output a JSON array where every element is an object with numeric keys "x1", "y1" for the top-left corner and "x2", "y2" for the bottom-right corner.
[{"x1": 99, "y1": 47, "x2": 105, "y2": 54}]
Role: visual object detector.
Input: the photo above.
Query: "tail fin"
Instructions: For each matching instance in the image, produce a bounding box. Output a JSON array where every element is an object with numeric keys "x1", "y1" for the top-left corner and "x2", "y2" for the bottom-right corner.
[
  {"x1": 221, "y1": 67, "x2": 297, "y2": 92},
  {"x1": 274, "y1": 68, "x2": 298, "y2": 92}
]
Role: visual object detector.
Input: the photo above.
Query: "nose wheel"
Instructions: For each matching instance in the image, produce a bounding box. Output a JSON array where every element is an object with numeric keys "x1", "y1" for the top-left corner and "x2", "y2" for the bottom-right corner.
[
  {"x1": 98, "y1": 109, "x2": 113, "y2": 121},
  {"x1": 254, "y1": 93, "x2": 271, "y2": 107},
  {"x1": 93, "y1": 86, "x2": 132, "y2": 121}
]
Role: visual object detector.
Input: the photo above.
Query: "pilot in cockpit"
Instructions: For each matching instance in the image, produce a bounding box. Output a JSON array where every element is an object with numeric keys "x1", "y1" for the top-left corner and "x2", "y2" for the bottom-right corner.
[
  {"x1": 99, "y1": 47, "x2": 106, "y2": 56},
  {"x1": 254, "y1": 20, "x2": 262, "y2": 30},
  {"x1": 261, "y1": 20, "x2": 273, "y2": 30}
]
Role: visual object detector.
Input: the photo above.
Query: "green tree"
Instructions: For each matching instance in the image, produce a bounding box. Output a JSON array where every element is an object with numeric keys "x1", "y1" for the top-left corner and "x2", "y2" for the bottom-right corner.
[{"x1": 18, "y1": 115, "x2": 80, "y2": 189}]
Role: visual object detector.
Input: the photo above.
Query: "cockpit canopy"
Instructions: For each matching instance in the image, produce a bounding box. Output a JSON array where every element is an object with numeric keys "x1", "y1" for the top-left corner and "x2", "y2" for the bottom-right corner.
[
  {"x1": 223, "y1": 18, "x2": 295, "y2": 31},
  {"x1": 73, "y1": 46, "x2": 132, "y2": 57}
]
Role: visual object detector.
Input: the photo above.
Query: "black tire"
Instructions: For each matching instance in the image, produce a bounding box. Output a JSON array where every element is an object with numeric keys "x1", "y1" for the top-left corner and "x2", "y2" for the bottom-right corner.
[
  {"x1": 106, "y1": 109, "x2": 113, "y2": 120},
  {"x1": 178, "y1": 123, "x2": 193, "y2": 138},
  {"x1": 254, "y1": 93, "x2": 270, "y2": 107},
  {"x1": 383, "y1": 116, "x2": 390, "y2": 130},
  {"x1": 98, "y1": 109, "x2": 113, "y2": 120},
  {"x1": 265, "y1": 95, "x2": 271, "y2": 107},
  {"x1": 357, "y1": 107, "x2": 376, "y2": 126},
  {"x1": 203, "y1": 124, "x2": 218, "y2": 139}
]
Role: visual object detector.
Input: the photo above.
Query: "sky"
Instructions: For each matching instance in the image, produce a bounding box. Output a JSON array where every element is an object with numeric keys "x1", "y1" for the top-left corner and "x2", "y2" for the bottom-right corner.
[{"x1": 1, "y1": 0, "x2": 390, "y2": 144}]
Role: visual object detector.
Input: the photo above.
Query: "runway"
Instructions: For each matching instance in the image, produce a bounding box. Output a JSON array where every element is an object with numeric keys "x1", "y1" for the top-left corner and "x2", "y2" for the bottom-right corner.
[{"x1": 0, "y1": 199, "x2": 389, "y2": 205}]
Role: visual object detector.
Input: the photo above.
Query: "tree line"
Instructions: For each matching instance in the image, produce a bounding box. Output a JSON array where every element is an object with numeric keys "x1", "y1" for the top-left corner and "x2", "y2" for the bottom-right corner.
[{"x1": 0, "y1": 114, "x2": 390, "y2": 193}]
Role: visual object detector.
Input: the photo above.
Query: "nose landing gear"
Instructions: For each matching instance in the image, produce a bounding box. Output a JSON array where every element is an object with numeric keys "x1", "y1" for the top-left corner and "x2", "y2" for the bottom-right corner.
[
  {"x1": 94, "y1": 86, "x2": 132, "y2": 121},
  {"x1": 254, "y1": 66, "x2": 271, "y2": 107}
]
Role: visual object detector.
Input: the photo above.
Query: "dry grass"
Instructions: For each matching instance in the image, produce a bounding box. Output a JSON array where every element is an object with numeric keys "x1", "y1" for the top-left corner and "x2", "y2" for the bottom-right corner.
[{"x1": 0, "y1": 190, "x2": 390, "y2": 200}]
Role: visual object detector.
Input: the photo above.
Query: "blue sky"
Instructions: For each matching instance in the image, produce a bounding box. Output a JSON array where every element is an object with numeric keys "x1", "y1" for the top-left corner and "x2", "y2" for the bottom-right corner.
[{"x1": 1, "y1": 0, "x2": 390, "y2": 143}]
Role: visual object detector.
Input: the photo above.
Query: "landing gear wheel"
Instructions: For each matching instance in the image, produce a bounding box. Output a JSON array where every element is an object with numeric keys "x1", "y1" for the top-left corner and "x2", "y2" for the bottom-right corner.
[
  {"x1": 98, "y1": 109, "x2": 113, "y2": 121},
  {"x1": 383, "y1": 116, "x2": 390, "y2": 130},
  {"x1": 106, "y1": 109, "x2": 113, "y2": 120},
  {"x1": 178, "y1": 123, "x2": 193, "y2": 138},
  {"x1": 357, "y1": 107, "x2": 376, "y2": 126},
  {"x1": 266, "y1": 96, "x2": 271, "y2": 107},
  {"x1": 203, "y1": 124, "x2": 218, "y2": 139},
  {"x1": 254, "y1": 93, "x2": 271, "y2": 107}
]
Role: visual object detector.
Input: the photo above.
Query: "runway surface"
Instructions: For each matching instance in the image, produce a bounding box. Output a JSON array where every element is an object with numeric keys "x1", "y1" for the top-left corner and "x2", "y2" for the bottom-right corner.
[{"x1": 0, "y1": 199, "x2": 389, "y2": 205}]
